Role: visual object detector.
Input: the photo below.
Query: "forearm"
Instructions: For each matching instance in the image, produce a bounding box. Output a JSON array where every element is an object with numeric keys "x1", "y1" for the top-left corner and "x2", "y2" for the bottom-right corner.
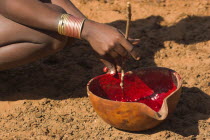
[
  {"x1": 51, "y1": 0, "x2": 86, "y2": 18},
  {"x1": 0, "y1": 0, "x2": 62, "y2": 31}
]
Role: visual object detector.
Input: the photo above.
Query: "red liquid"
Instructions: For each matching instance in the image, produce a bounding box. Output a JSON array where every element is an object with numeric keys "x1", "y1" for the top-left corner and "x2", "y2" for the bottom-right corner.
[{"x1": 89, "y1": 70, "x2": 177, "y2": 112}]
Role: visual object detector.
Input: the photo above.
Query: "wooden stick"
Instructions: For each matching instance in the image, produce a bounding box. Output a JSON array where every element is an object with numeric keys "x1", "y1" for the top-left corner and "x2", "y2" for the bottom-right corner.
[
  {"x1": 125, "y1": 2, "x2": 131, "y2": 39},
  {"x1": 120, "y1": 2, "x2": 131, "y2": 90}
]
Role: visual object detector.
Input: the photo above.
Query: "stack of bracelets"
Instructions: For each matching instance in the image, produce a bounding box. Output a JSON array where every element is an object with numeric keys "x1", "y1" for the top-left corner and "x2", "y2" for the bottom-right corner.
[{"x1": 58, "y1": 14, "x2": 86, "y2": 39}]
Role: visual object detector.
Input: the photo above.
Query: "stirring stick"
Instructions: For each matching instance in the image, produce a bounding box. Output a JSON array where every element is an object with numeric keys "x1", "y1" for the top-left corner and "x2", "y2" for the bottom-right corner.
[
  {"x1": 125, "y1": 2, "x2": 131, "y2": 40},
  {"x1": 120, "y1": 2, "x2": 131, "y2": 91}
]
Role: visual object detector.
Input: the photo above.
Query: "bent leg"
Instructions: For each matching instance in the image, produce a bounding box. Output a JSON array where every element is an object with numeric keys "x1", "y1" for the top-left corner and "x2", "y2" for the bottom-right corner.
[
  {"x1": 0, "y1": 42, "x2": 65, "y2": 70},
  {"x1": 0, "y1": 4, "x2": 70, "y2": 70}
]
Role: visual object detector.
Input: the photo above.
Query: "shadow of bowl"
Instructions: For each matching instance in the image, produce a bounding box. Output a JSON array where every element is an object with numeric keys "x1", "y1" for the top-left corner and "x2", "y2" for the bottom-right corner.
[{"x1": 87, "y1": 67, "x2": 182, "y2": 131}]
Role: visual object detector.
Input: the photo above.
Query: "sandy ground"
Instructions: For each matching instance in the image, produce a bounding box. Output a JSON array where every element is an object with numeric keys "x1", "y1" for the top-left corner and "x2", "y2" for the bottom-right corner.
[{"x1": 0, "y1": 0, "x2": 210, "y2": 139}]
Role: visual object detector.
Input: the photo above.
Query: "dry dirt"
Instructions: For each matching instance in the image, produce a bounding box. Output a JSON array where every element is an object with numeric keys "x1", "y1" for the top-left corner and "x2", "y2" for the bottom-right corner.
[{"x1": 0, "y1": 0, "x2": 210, "y2": 139}]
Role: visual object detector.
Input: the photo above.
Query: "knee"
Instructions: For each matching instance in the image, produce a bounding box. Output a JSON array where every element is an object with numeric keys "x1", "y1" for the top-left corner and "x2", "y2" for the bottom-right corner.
[
  {"x1": 43, "y1": 34, "x2": 76, "y2": 52},
  {"x1": 46, "y1": 35, "x2": 68, "y2": 52}
]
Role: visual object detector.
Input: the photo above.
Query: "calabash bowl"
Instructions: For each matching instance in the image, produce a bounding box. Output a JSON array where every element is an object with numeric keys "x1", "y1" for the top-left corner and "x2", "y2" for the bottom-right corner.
[{"x1": 87, "y1": 67, "x2": 182, "y2": 131}]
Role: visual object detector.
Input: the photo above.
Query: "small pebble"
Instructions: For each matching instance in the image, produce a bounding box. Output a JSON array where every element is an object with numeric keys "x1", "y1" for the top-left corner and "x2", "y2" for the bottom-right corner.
[{"x1": 35, "y1": 113, "x2": 42, "y2": 118}]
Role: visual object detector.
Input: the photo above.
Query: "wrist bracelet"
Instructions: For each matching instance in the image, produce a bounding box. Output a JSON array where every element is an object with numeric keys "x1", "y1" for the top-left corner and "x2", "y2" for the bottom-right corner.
[{"x1": 58, "y1": 14, "x2": 86, "y2": 39}]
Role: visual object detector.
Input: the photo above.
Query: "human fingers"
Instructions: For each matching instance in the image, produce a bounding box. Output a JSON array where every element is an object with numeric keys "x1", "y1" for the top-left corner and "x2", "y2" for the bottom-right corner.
[
  {"x1": 100, "y1": 56, "x2": 116, "y2": 75},
  {"x1": 109, "y1": 49, "x2": 120, "y2": 59},
  {"x1": 116, "y1": 58, "x2": 123, "y2": 73},
  {"x1": 113, "y1": 44, "x2": 128, "y2": 58},
  {"x1": 109, "y1": 50, "x2": 123, "y2": 72},
  {"x1": 129, "y1": 39, "x2": 141, "y2": 60},
  {"x1": 120, "y1": 37, "x2": 140, "y2": 60},
  {"x1": 117, "y1": 30, "x2": 141, "y2": 60},
  {"x1": 103, "y1": 64, "x2": 121, "y2": 73}
]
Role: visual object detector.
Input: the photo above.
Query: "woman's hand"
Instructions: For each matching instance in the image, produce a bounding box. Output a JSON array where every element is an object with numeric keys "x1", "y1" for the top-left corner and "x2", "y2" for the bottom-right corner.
[{"x1": 81, "y1": 20, "x2": 140, "y2": 74}]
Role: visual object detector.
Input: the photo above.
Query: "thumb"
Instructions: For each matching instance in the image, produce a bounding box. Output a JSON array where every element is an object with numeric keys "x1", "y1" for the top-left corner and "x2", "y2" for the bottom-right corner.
[{"x1": 100, "y1": 58, "x2": 116, "y2": 76}]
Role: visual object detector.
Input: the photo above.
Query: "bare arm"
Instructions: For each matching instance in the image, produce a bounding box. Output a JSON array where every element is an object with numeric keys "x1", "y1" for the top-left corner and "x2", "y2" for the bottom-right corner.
[
  {"x1": 51, "y1": 0, "x2": 86, "y2": 18},
  {"x1": 0, "y1": 0, "x2": 62, "y2": 31}
]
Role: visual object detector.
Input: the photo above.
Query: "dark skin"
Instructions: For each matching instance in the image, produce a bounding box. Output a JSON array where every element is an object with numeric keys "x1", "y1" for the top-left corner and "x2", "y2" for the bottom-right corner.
[{"x1": 0, "y1": 0, "x2": 140, "y2": 73}]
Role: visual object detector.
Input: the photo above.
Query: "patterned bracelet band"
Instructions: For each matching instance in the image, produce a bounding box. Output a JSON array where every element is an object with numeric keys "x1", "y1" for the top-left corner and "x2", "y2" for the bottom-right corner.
[{"x1": 58, "y1": 14, "x2": 86, "y2": 39}]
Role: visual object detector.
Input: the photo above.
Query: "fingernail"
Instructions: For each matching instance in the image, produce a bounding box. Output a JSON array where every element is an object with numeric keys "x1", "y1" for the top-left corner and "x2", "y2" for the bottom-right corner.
[
  {"x1": 103, "y1": 67, "x2": 108, "y2": 73},
  {"x1": 136, "y1": 57, "x2": 140, "y2": 60}
]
